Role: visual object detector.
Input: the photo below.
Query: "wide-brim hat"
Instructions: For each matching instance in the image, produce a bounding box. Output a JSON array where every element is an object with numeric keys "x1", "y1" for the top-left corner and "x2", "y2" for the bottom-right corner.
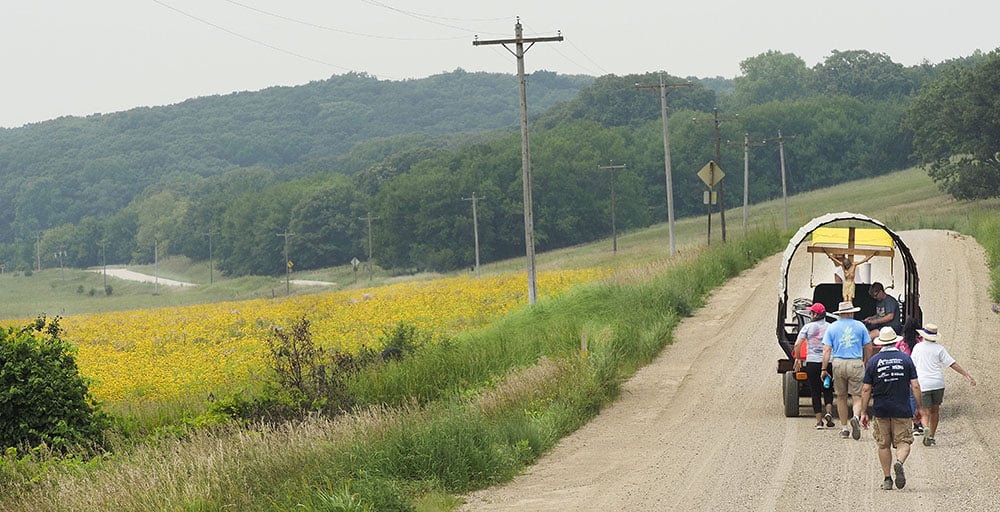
[
  {"x1": 833, "y1": 300, "x2": 860, "y2": 315},
  {"x1": 873, "y1": 326, "x2": 901, "y2": 345},
  {"x1": 917, "y1": 323, "x2": 940, "y2": 341}
]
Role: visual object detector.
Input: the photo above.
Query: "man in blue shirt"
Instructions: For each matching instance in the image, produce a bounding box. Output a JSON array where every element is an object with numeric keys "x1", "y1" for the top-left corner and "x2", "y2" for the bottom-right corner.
[
  {"x1": 821, "y1": 301, "x2": 873, "y2": 440},
  {"x1": 861, "y1": 327, "x2": 922, "y2": 490}
]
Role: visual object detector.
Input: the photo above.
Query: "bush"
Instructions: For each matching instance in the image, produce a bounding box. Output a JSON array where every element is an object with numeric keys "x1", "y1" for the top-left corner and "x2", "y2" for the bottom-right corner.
[
  {"x1": 0, "y1": 316, "x2": 108, "y2": 451},
  {"x1": 265, "y1": 316, "x2": 361, "y2": 417}
]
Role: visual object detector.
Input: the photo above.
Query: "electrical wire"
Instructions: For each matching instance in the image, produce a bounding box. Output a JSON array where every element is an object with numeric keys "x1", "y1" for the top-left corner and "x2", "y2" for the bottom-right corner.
[
  {"x1": 223, "y1": 0, "x2": 469, "y2": 41},
  {"x1": 150, "y1": 0, "x2": 353, "y2": 71}
]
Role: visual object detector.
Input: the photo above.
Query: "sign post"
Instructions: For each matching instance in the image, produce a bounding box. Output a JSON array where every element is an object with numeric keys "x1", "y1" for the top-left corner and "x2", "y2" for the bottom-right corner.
[
  {"x1": 351, "y1": 257, "x2": 360, "y2": 284},
  {"x1": 697, "y1": 161, "x2": 725, "y2": 245}
]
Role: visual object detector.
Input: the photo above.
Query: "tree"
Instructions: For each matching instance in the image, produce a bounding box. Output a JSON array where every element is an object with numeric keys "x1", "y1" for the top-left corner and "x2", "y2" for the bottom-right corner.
[
  {"x1": 812, "y1": 50, "x2": 915, "y2": 100},
  {"x1": 0, "y1": 317, "x2": 107, "y2": 450},
  {"x1": 730, "y1": 51, "x2": 812, "y2": 107},
  {"x1": 287, "y1": 176, "x2": 368, "y2": 269},
  {"x1": 905, "y1": 50, "x2": 1000, "y2": 199}
]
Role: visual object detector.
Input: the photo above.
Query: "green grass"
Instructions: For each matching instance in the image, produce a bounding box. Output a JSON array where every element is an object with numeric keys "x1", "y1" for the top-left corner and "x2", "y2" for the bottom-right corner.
[{"x1": 1, "y1": 167, "x2": 999, "y2": 511}]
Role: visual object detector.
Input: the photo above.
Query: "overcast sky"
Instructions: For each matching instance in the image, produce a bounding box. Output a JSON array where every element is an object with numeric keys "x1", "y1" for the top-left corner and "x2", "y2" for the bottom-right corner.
[{"x1": 2, "y1": 0, "x2": 997, "y2": 128}]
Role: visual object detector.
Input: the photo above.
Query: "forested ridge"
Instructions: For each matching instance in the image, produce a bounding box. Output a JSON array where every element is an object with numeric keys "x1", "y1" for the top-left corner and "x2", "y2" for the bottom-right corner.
[{"x1": 1, "y1": 48, "x2": 997, "y2": 277}]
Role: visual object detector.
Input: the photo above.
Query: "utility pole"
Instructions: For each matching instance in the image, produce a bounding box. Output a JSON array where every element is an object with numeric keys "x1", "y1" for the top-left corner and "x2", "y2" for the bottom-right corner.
[
  {"x1": 695, "y1": 109, "x2": 738, "y2": 242},
  {"x1": 35, "y1": 232, "x2": 41, "y2": 272},
  {"x1": 474, "y1": 18, "x2": 562, "y2": 305},
  {"x1": 276, "y1": 229, "x2": 293, "y2": 294},
  {"x1": 733, "y1": 134, "x2": 767, "y2": 236},
  {"x1": 99, "y1": 240, "x2": 107, "y2": 289},
  {"x1": 636, "y1": 77, "x2": 691, "y2": 256},
  {"x1": 55, "y1": 245, "x2": 66, "y2": 280},
  {"x1": 359, "y1": 212, "x2": 379, "y2": 281},
  {"x1": 462, "y1": 193, "x2": 485, "y2": 277},
  {"x1": 597, "y1": 160, "x2": 626, "y2": 253},
  {"x1": 204, "y1": 231, "x2": 218, "y2": 284},
  {"x1": 764, "y1": 130, "x2": 797, "y2": 231},
  {"x1": 153, "y1": 239, "x2": 159, "y2": 296}
]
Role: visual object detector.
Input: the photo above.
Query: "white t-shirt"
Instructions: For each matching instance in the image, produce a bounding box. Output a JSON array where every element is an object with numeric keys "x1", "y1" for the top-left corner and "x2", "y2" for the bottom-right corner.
[{"x1": 911, "y1": 341, "x2": 956, "y2": 391}]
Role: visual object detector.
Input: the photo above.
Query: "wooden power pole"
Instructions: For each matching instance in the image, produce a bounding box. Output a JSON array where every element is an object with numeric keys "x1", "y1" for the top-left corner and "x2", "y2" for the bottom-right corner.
[
  {"x1": 636, "y1": 77, "x2": 691, "y2": 256},
  {"x1": 474, "y1": 18, "x2": 562, "y2": 305},
  {"x1": 597, "y1": 161, "x2": 626, "y2": 253},
  {"x1": 462, "y1": 192, "x2": 485, "y2": 277}
]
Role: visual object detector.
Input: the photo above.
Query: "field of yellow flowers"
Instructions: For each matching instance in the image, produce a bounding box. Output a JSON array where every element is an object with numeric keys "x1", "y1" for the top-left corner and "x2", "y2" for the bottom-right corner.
[{"x1": 60, "y1": 270, "x2": 606, "y2": 404}]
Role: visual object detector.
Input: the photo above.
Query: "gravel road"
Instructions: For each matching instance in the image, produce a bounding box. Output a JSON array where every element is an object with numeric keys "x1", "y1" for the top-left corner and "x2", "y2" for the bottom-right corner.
[
  {"x1": 459, "y1": 230, "x2": 999, "y2": 511},
  {"x1": 96, "y1": 268, "x2": 193, "y2": 287}
]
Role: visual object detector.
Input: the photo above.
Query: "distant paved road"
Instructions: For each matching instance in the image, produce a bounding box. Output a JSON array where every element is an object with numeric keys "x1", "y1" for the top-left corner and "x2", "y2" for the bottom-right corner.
[{"x1": 91, "y1": 268, "x2": 193, "y2": 287}]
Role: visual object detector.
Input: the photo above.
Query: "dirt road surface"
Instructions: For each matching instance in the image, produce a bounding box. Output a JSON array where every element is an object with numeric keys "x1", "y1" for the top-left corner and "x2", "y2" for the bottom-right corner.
[{"x1": 459, "y1": 230, "x2": 999, "y2": 511}]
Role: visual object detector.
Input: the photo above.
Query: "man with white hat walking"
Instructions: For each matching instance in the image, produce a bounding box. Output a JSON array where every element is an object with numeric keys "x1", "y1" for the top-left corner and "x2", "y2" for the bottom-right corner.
[
  {"x1": 860, "y1": 327, "x2": 922, "y2": 490},
  {"x1": 821, "y1": 300, "x2": 873, "y2": 440},
  {"x1": 910, "y1": 323, "x2": 977, "y2": 446}
]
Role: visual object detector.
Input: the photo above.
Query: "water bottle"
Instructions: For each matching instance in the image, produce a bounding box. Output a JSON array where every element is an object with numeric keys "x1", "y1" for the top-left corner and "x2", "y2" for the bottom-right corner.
[{"x1": 823, "y1": 375, "x2": 832, "y2": 389}]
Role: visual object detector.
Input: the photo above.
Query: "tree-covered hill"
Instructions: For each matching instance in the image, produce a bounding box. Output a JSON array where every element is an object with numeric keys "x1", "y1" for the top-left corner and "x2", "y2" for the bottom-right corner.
[
  {"x1": 0, "y1": 69, "x2": 593, "y2": 244},
  {"x1": 2, "y1": 47, "x2": 996, "y2": 278}
]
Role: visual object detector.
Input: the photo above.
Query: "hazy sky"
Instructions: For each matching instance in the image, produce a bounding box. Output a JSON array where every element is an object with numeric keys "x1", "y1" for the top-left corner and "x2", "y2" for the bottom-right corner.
[{"x1": 2, "y1": 0, "x2": 997, "y2": 128}]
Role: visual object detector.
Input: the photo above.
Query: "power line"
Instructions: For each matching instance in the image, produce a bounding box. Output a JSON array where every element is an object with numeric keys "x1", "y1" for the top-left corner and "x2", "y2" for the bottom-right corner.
[
  {"x1": 359, "y1": 0, "x2": 510, "y2": 25},
  {"x1": 223, "y1": 0, "x2": 470, "y2": 41},
  {"x1": 150, "y1": 0, "x2": 353, "y2": 71}
]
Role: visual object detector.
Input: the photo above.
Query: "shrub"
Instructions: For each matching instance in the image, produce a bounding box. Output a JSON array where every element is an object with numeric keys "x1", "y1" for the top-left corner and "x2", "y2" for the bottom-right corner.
[
  {"x1": 262, "y1": 316, "x2": 361, "y2": 417},
  {"x1": 0, "y1": 316, "x2": 108, "y2": 451}
]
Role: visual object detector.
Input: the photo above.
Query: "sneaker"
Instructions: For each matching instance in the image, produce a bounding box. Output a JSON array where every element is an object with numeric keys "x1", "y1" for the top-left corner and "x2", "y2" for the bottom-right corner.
[
  {"x1": 881, "y1": 478, "x2": 894, "y2": 490},
  {"x1": 816, "y1": 421, "x2": 824, "y2": 430},
  {"x1": 825, "y1": 412, "x2": 835, "y2": 427},
  {"x1": 894, "y1": 461, "x2": 906, "y2": 489},
  {"x1": 913, "y1": 424, "x2": 923, "y2": 436},
  {"x1": 929, "y1": 437, "x2": 936, "y2": 446},
  {"x1": 841, "y1": 428, "x2": 851, "y2": 439},
  {"x1": 850, "y1": 416, "x2": 861, "y2": 440},
  {"x1": 923, "y1": 435, "x2": 932, "y2": 447}
]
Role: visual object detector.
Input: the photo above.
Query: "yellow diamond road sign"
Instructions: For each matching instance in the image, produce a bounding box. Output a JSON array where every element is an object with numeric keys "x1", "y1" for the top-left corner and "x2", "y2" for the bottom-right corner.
[{"x1": 697, "y1": 161, "x2": 724, "y2": 187}]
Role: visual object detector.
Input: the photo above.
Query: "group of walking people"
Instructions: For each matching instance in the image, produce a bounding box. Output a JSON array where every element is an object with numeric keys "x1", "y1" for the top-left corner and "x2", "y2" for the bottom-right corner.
[{"x1": 792, "y1": 282, "x2": 977, "y2": 490}]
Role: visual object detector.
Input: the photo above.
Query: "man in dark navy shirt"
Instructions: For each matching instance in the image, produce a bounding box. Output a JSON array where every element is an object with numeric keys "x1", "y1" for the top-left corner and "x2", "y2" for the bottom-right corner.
[{"x1": 861, "y1": 327, "x2": 922, "y2": 490}]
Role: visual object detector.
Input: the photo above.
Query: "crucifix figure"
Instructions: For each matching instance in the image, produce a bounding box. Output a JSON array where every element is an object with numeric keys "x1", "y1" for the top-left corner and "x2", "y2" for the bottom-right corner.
[{"x1": 825, "y1": 248, "x2": 875, "y2": 303}]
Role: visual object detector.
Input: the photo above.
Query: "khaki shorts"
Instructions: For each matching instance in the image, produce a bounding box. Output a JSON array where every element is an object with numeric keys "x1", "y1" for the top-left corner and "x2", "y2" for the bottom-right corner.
[
  {"x1": 831, "y1": 358, "x2": 864, "y2": 397},
  {"x1": 872, "y1": 417, "x2": 914, "y2": 449}
]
